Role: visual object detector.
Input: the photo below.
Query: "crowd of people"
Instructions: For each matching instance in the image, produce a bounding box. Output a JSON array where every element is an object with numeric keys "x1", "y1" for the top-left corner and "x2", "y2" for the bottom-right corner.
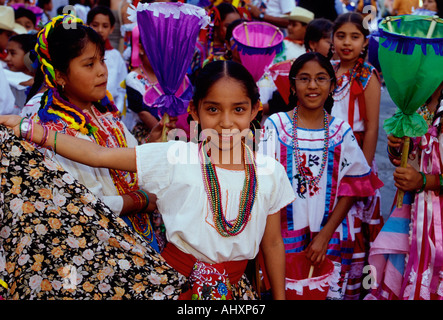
[{"x1": 0, "y1": 0, "x2": 442, "y2": 301}]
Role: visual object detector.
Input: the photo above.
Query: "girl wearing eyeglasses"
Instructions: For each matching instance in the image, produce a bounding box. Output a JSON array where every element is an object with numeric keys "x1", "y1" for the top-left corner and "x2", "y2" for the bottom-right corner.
[{"x1": 261, "y1": 52, "x2": 383, "y2": 300}]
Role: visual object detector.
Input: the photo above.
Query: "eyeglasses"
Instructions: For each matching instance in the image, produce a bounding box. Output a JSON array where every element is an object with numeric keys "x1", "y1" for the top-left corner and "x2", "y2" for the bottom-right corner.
[{"x1": 292, "y1": 76, "x2": 332, "y2": 86}]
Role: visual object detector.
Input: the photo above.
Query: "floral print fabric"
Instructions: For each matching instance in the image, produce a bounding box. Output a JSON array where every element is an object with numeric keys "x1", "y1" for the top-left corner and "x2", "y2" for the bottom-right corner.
[
  {"x1": 189, "y1": 261, "x2": 233, "y2": 300},
  {"x1": 0, "y1": 126, "x2": 259, "y2": 300},
  {"x1": 0, "y1": 126, "x2": 185, "y2": 299}
]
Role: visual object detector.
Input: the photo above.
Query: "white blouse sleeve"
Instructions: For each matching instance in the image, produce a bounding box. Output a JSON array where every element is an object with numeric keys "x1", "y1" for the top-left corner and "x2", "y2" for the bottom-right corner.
[
  {"x1": 0, "y1": 65, "x2": 16, "y2": 115},
  {"x1": 136, "y1": 140, "x2": 180, "y2": 195},
  {"x1": 269, "y1": 160, "x2": 296, "y2": 215},
  {"x1": 259, "y1": 155, "x2": 296, "y2": 215},
  {"x1": 340, "y1": 123, "x2": 372, "y2": 177}
]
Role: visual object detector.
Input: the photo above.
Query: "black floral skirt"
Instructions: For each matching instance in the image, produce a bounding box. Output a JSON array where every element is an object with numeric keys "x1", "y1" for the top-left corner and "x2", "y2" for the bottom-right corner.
[
  {"x1": 0, "y1": 126, "x2": 257, "y2": 300},
  {"x1": 0, "y1": 126, "x2": 185, "y2": 299}
]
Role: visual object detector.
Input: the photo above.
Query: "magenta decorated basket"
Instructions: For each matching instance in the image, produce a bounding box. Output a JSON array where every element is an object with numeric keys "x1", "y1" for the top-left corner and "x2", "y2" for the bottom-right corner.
[{"x1": 232, "y1": 21, "x2": 283, "y2": 82}]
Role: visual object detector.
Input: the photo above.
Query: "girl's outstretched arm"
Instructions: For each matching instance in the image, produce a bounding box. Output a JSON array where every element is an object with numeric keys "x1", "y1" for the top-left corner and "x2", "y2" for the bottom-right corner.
[
  {"x1": 0, "y1": 115, "x2": 137, "y2": 172},
  {"x1": 260, "y1": 211, "x2": 286, "y2": 300}
]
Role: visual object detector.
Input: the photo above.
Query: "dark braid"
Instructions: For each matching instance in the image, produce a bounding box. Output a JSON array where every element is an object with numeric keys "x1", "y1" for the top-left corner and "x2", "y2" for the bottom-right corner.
[{"x1": 326, "y1": 43, "x2": 334, "y2": 60}]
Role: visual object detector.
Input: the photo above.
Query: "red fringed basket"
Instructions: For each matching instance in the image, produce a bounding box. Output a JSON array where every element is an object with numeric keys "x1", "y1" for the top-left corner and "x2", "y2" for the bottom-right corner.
[{"x1": 285, "y1": 252, "x2": 334, "y2": 300}]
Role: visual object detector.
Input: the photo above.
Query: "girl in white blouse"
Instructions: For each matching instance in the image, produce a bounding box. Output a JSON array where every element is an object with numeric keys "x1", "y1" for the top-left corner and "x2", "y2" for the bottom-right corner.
[{"x1": 0, "y1": 60, "x2": 296, "y2": 300}]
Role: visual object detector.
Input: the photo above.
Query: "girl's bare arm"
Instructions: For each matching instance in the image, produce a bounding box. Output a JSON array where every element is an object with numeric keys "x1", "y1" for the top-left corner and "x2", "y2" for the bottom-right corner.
[
  {"x1": 0, "y1": 115, "x2": 137, "y2": 172},
  {"x1": 260, "y1": 211, "x2": 286, "y2": 300},
  {"x1": 362, "y1": 74, "x2": 381, "y2": 165}
]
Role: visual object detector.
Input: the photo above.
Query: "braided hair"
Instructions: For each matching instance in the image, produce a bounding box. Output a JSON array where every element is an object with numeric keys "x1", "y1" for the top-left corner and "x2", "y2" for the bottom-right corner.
[{"x1": 35, "y1": 14, "x2": 116, "y2": 135}]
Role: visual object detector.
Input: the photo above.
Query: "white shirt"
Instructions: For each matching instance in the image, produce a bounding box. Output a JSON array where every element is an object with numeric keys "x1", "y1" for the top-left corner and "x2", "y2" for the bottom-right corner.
[
  {"x1": 252, "y1": 0, "x2": 296, "y2": 16},
  {"x1": 20, "y1": 92, "x2": 44, "y2": 118},
  {"x1": 280, "y1": 40, "x2": 306, "y2": 61},
  {"x1": 105, "y1": 48, "x2": 128, "y2": 114},
  {"x1": 3, "y1": 70, "x2": 32, "y2": 112},
  {"x1": 136, "y1": 141, "x2": 296, "y2": 264},
  {"x1": 0, "y1": 65, "x2": 17, "y2": 115},
  {"x1": 262, "y1": 114, "x2": 372, "y2": 236}
]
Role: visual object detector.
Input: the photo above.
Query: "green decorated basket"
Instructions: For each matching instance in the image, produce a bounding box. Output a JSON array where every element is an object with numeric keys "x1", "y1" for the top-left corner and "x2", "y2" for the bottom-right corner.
[{"x1": 377, "y1": 15, "x2": 443, "y2": 206}]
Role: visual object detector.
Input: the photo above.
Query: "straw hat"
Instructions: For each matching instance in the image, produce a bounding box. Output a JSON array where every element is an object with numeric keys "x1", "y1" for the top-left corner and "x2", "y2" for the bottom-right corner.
[
  {"x1": 0, "y1": 6, "x2": 27, "y2": 34},
  {"x1": 283, "y1": 7, "x2": 314, "y2": 24}
]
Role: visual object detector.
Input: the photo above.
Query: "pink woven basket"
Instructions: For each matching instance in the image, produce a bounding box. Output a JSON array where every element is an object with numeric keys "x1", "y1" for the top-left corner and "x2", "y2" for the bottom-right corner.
[{"x1": 232, "y1": 21, "x2": 283, "y2": 82}]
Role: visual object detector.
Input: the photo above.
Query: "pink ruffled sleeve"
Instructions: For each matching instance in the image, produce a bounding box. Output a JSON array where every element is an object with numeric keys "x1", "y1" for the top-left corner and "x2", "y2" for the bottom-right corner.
[
  {"x1": 338, "y1": 171, "x2": 384, "y2": 197},
  {"x1": 334, "y1": 120, "x2": 384, "y2": 198}
]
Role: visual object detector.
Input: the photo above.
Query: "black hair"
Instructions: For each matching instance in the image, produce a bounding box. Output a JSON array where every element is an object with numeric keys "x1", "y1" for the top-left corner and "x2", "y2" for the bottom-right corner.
[
  {"x1": 69, "y1": 0, "x2": 93, "y2": 7},
  {"x1": 332, "y1": 12, "x2": 369, "y2": 60},
  {"x1": 216, "y1": 2, "x2": 239, "y2": 22},
  {"x1": 288, "y1": 52, "x2": 336, "y2": 114},
  {"x1": 8, "y1": 33, "x2": 37, "y2": 53},
  {"x1": 14, "y1": 7, "x2": 37, "y2": 27},
  {"x1": 304, "y1": 18, "x2": 333, "y2": 53},
  {"x1": 193, "y1": 60, "x2": 260, "y2": 108},
  {"x1": 55, "y1": 5, "x2": 63, "y2": 15},
  {"x1": 437, "y1": 0, "x2": 443, "y2": 17},
  {"x1": 225, "y1": 18, "x2": 244, "y2": 42},
  {"x1": 37, "y1": 0, "x2": 52, "y2": 8},
  {"x1": 87, "y1": 5, "x2": 116, "y2": 27},
  {"x1": 48, "y1": 24, "x2": 105, "y2": 75}
]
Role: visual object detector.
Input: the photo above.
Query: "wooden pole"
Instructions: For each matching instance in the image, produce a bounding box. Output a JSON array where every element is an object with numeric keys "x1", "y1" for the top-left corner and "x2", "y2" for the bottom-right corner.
[
  {"x1": 161, "y1": 113, "x2": 169, "y2": 142},
  {"x1": 426, "y1": 16, "x2": 438, "y2": 38},
  {"x1": 244, "y1": 22, "x2": 250, "y2": 46},
  {"x1": 396, "y1": 137, "x2": 410, "y2": 208},
  {"x1": 386, "y1": 16, "x2": 394, "y2": 32},
  {"x1": 308, "y1": 265, "x2": 314, "y2": 279},
  {"x1": 267, "y1": 29, "x2": 278, "y2": 46}
]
